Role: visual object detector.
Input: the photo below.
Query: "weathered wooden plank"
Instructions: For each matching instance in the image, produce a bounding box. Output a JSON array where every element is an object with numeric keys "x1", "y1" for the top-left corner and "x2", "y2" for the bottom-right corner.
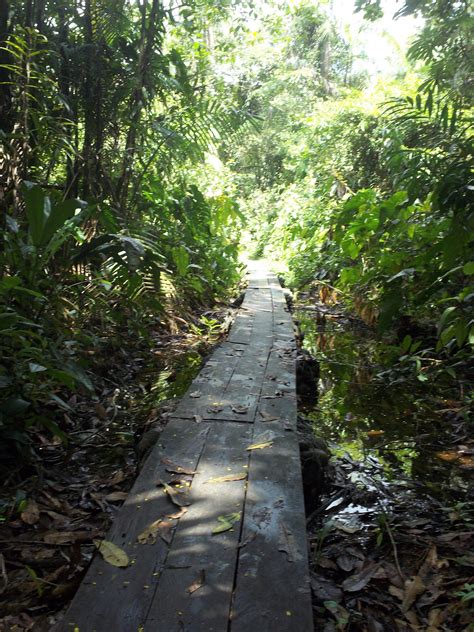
[
  {"x1": 230, "y1": 418, "x2": 313, "y2": 631},
  {"x1": 145, "y1": 422, "x2": 252, "y2": 630},
  {"x1": 171, "y1": 337, "x2": 272, "y2": 423},
  {"x1": 55, "y1": 419, "x2": 210, "y2": 632}
]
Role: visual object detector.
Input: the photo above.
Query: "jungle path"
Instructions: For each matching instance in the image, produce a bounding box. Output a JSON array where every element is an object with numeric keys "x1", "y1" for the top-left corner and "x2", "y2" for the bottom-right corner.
[{"x1": 57, "y1": 261, "x2": 313, "y2": 632}]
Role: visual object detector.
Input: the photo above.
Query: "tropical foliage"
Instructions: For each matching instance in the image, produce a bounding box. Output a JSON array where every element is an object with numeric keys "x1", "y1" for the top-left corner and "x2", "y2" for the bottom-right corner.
[
  {"x1": 1, "y1": 0, "x2": 472, "y2": 456},
  {"x1": 0, "y1": 0, "x2": 247, "y2": 458},
  {"x1": 229, "y1": 0, "x2": 473, "y2": 386}
]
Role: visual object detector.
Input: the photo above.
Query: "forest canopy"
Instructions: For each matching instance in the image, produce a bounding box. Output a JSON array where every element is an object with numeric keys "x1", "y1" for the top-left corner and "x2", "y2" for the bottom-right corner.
[{"x1": 0, "y1": 0, "x2": 472, "y2": 454}]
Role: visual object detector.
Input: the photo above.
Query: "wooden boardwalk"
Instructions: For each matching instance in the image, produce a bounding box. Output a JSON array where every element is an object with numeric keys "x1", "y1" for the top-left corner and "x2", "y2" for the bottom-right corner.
[{"x1": 57, "y1": 262, "x2": 313, "y2": 632}]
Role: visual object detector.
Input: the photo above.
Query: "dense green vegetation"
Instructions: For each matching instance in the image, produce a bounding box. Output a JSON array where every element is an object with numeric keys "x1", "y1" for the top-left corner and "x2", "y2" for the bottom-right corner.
[
  {"x1": 228, "y1": 0, "x2": 473, "y2": 388},
  {"x1": 0, "y1": 0, "x2": 248, "y2": 458},
  {"x1": 1, "y1": 0, "x2": 472, "y2": 459}
]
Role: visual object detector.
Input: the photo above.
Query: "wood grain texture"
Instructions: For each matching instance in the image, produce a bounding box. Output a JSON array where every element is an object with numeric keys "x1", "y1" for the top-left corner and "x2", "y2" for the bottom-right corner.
[{"x1": 146, "y1": 422, "x2": 252, "y2": 631}]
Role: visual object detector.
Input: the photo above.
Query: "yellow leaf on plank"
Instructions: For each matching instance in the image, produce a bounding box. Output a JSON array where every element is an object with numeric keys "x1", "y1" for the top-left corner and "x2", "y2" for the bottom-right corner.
[
  {"x1": 187, "y1": 569, "x2": 205, "y2": 594},
  {"x1": 94, "y1": 539, "x2": 129, "y2": 568},
  {"x1": 247, "y1": 441, "x2": 273, "y2": 451},
  {"x1": 137, "y1": 519, "x2": 162, "y2": 545}
]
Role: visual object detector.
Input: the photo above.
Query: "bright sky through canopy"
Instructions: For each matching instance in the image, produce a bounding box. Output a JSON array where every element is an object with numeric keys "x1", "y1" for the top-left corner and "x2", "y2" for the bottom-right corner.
[{"x1": 329, "y1": 0, "x2": 423, "y2": 77}]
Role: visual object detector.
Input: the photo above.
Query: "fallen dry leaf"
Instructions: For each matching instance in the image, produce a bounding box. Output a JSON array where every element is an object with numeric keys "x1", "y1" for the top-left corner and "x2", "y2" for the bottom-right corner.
[
  {"x1": 389, "y1": 584, "x2": 405, "y2": 600},
  {"x1": 105, "y1": 491, "x2": 128, "y2": 502},
  {"x1": 161, "y1": 482, "x2": 191, "y2": 507},
  {"x1": 189, "y1": 391, "x2": 201, "y2": 398},
  {"x1": 187, "y1": 569, "x2": 205, "y2": 594},
  {"x1": 342, "y1": 563, "x2": 379, "y2": 592},
  {"x1": 401, "y1": 575, "x2": 426, "y2": 612},
  {"x1": 205, "y1": 472, "x2": 247, "y2": 484},
  {"x1": 43, "y1": 530, "x2": 95, "y2": 544},
  {"x1": 21, "y1": 500, "x2": 40, "y2": 525},
  {"x1": 94, "y1": 539, "x2": 129, "y2": 568},
  {"x1": 259, "y1": 411, "x2": 279, "y2": 422},
  {"x1": 105, "y1": 469, "x2": 127, "y2": 486},
  {"x1": 138, "y1": 519, "x2": 163, "y2": 544},
  {"x1": 193, "y1": 415, "x2": 202, "y2": 423},
  {"x1": 336, "y1": 554, "x2": 361, "y2": 572},
  {"x1": 366, "y1": 430, "x2": 385, "y2": 437},
  {"x1": 311, "y1": 574, "x2": 343, "y2": 602},
  {"x1": 458, "y1": 455, "x2": 474, "y2": 469},
  {"x1": 436, "y1": 450, "x2": 458, "y2": 462},
  {"x1": 247, "y1": 441, "x2": 273, "y2": 451},
  {"x1": 157, "y1": 520, "x2": 174, "y2": 544},
  {"x1": 167, "y1": 507, "x2": 188, "y2": 520},
  {"x1": 231, "y1": 405, "x2": 249, "y2": 414}
]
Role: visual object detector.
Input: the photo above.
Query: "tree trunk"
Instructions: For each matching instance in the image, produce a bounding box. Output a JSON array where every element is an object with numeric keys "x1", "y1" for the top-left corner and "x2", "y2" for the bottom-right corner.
[
  {"x1": 0, "y1": 0, "x2": 11, "y2": 260},
  {"x1": 116, "y1": 0, "x2": 163, "y2": 219}
]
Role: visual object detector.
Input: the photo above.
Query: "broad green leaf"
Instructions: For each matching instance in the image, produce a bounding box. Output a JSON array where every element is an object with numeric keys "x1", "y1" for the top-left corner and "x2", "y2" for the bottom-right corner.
[
  {"x1": 463, "y1": 262, "x2": 474, "y2": 275},
  {"x1": 212, "y1": 512, "x2": 241, "y2": 535},
  {"x1": 0, "y1": 276, "x2": 22, "y2": 291},
  {"x1": 3, "y1": 398, "x2": 31, "y2": 416},
  {"x1": 23, "y1": 182, "x2": 50, "y2": 246},
  {"x1": 42, "y1": 198, "x2": 87, "y2": 244},
  {"x1": 172, "y1": 246, "x2": 190, "y2": 276},
  {"x1": 439, "y1": 306, "x2": 457, "y2": 329},
  {"x1": 36, "y1": 416, "x2": 68, "y2": 443},
  {"x1": 0, "y1": 312, "x2": 20, "y2": 329}
]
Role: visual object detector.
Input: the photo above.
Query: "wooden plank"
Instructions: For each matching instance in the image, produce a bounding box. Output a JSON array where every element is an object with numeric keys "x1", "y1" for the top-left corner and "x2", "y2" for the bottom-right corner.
[
  {"x1": 230, "y1": 420, "x2": 312, "y2": 631},
  {"x1": 257, "y1": 344, "x2": 297, "y2": 431},
  {"x1": 145, "y1": 422, "x2": 252, "y2": 630},
  {"x1": 55, "y1": 419, "x2": 210, "y2": 632},
  {"x1": 171, "y1": 337, "x2": 272, "y2": 424}
]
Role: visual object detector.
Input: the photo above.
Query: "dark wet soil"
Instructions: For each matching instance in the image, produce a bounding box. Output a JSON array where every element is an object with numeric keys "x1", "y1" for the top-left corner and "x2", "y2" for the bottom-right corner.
[{"x1": 294, "y1": 297, "x2": 473, "y2": 631}]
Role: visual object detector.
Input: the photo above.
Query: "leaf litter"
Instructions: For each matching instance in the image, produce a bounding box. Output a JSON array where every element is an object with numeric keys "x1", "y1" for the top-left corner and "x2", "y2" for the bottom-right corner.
[
  {"x1": 0, "y1": 315, "x2": 226, "y2": 629},
  {"x1": 306, "y1": 445, "x2": 474, "y2": 631}
]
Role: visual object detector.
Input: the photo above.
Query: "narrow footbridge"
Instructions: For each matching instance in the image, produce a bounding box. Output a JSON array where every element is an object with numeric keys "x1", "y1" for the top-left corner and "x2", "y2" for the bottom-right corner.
[{"x1": 58, "y1": 262, "x2": 313, "y2": 632}]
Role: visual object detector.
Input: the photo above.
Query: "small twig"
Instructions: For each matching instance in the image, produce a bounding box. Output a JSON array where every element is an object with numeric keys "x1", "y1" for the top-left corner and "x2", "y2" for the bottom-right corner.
[
  {"x1": 377, "y1": 501, "x2": 405, "y2": 582},
  {"x1": 0, "y1": 554, "x2": 8, "y2": 595}
]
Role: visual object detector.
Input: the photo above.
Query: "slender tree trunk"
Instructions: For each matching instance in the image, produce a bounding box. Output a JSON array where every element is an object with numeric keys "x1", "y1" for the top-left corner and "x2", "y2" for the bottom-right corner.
[
  {"x1": 0, "y1": 0, "x2": 11, "y2": 262},
  {"x1": 57, "y1": 5, "x2": 78, "y2": 198},
  {"x1": 116, "y1": 0, "x2": 162, "y2": 219},
  {"x1": 82, "y1": 0, "x2": 95, "y2": 199}
]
